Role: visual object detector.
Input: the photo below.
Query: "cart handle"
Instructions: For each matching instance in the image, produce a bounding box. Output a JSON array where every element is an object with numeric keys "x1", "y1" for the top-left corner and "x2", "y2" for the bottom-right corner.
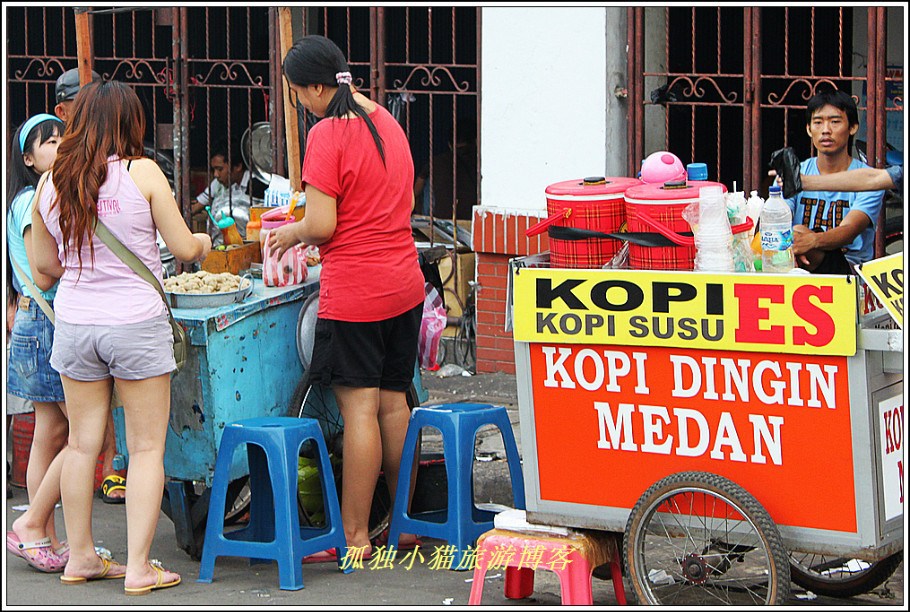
[{"x1": 631, "y1": 209, "x2": 754, "y2": 246}]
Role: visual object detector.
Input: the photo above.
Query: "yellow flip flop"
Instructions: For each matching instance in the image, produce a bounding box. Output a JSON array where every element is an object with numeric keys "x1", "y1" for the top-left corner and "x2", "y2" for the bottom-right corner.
[
  {"x1": 100, "y1": 474, "x2": 126, "y2": 504},
  {"x1": 124, "y1": 560, "x2": 181, "y2": 596},
  {"x1": 60, "y1": 554, "x2": 126, "y2": 584}
]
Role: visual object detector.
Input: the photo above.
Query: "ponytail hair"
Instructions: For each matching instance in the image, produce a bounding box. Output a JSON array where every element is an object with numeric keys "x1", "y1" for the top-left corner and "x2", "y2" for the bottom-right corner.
[{"x1": 283, "y1": 34, "x2": 385, "y2": 164}]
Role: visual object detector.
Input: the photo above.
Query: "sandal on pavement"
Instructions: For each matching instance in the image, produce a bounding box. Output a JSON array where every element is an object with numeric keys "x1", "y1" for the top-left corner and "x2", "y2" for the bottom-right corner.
[
  {"x1": 60, "y1": 549, "x2": 127, "y2": 584},
  {"x1": 6, "y1": 532, "x2": 68, "y2": 573},
  {"x1": 302, "y1": 545, "x2": 373, "y2": 565},
  {"x1": 100, "y1": 474, "x2": 126, "y2": 504},
  {"x1": 123, "y1": 560, "x2": 181, "y2": 596},
  {"x1": 373, "y1": 528, "x2": 423, "y2": 552}
]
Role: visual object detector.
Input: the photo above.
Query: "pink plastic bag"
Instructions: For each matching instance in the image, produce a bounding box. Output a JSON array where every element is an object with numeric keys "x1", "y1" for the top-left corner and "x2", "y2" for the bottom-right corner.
[
  {"x1": 419, "y1": 282, "x2": 447, "y2": 369},
  {"x1": 261, "y1": 239, "x2": 308, "y2": 287}
]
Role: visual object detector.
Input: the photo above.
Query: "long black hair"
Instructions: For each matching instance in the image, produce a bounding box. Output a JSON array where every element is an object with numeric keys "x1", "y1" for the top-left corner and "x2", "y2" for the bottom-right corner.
[
  {"x1": 283, "y1": 34, "x2": 385, "y2": 164},
  {"x1": 7, "y1": 118, "x2": 63, "y2": 208},
  {"x1": 6, "y1": 117, "x2": 63, "y2": 298}
]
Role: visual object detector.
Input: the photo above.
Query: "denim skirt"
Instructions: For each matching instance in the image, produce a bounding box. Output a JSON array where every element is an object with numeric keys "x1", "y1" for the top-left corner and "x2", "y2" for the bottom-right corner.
[{"x1": 6, "y1": 297, "x2": 66, "y2": 403}]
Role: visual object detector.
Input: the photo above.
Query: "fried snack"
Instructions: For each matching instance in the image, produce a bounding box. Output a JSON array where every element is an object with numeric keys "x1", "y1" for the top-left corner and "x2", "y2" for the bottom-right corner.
[{"x1": 163, "y1": 270, "x2": 251, "y2": 294}]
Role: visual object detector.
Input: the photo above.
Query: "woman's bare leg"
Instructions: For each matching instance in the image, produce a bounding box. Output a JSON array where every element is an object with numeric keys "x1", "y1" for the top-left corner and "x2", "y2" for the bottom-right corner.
[
  {"x1": 22, "y1": 400, "x2": 68, "y2": 548},
  {"x1": 59, "y1": 376, "x2": 124, "y2": 579},
  {"x1": 116, "y1": 374, "x2": 179, "y2": 590},
  {"x1": 333, "y1": 386, "x2": 382, "y2": 550}
]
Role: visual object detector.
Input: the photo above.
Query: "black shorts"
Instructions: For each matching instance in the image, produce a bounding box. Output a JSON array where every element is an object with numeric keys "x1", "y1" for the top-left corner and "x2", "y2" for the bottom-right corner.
[{"x1": 307, "y1": 303, "x2": 422, "y2": 391}]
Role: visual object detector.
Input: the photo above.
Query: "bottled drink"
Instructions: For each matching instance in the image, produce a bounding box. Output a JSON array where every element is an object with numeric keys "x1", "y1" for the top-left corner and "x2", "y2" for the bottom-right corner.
[{"x1": 760, "y1": 185, "x2": 795, "y2": 273}]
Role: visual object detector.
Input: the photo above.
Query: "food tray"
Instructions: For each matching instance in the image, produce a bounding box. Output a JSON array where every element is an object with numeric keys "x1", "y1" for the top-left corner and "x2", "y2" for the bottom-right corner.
[{"x1": 165, "y1": 278, "x2": 253, "y2": 309}]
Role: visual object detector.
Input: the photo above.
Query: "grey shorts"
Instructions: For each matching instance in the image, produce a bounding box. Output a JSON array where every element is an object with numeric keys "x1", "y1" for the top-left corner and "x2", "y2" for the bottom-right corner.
[{"x1": 50, "y1": 312, "x2": 177, "y2": 381}]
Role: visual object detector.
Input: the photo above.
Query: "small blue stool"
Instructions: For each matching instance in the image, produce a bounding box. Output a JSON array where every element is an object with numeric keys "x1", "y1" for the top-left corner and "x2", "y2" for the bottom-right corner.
[
  {"x1": 197, "y1": 416, "x2": 350, "y2": 590},
  {"x1": 386, "y1": 403, "x2": 525, "y2": 570}
]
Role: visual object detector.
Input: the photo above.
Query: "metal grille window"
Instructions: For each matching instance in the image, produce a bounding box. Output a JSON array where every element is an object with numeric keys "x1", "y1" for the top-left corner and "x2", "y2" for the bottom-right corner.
[{"x1": 628, "y1": 6, "x2": 902, "y2": 197}]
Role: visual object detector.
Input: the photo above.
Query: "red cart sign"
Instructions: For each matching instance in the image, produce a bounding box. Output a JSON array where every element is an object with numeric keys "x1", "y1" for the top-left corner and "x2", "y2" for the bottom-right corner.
[
  {"x1": 512, "y1": 269, "x2": 857, "y2": 356},
  {"x1": 528, "y1": 342, "x2": 856, "y2": 533}
]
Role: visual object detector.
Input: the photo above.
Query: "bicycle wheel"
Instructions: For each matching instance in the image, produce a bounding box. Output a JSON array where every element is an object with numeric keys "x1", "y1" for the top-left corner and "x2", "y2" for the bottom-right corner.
[
  {"x1": 789, "y1": 551, "x2": 902, "y2": 598},
  {"x1": 288, "y1": 374, "x2": 400, "y2": 540},
  {"x1": 623, "y1": 471, "x2": 790, "y2": 605},
  {"x1": 884, "y1": 215, "x2": 903, "y2": 256},
  {"x1": 454, "y1": 300, "x2": 476, "y2": 372}
]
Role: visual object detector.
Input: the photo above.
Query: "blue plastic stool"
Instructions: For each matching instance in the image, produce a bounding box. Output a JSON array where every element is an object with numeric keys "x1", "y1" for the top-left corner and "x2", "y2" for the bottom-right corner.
[
  {"x1": 197, "y1": 416, "x2": 351, "y2": 590},
  {"x1": 386, "y1": 403, "x2": 525, "y2": 570}
]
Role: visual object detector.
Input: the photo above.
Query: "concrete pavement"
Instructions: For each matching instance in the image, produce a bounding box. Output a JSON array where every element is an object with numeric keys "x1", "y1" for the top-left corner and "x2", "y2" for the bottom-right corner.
[{"x1": 4, "y1": 370, "x2": 904, "y2": 607}]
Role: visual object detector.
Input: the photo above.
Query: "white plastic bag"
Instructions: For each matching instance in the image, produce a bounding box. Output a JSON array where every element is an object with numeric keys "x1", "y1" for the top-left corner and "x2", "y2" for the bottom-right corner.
[{"x1": 418, "y1": 282, "x2": 447, "y2": 369}]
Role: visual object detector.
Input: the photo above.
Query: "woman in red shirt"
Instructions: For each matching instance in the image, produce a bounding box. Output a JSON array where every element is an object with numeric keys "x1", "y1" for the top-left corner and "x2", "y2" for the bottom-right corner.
[{"x1": 270, "y1": 35, "x2": 425, "y2": 560}]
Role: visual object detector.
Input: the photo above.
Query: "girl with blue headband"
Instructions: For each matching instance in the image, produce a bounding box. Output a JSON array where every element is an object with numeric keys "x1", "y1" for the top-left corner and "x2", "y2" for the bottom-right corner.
[{"x1": 5, "y1": 113, "x2": 70, "y2": 573}]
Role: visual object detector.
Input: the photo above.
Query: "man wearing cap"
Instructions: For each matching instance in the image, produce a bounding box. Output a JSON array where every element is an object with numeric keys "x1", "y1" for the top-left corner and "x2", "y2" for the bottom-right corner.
[
  {"x1": 54, "y1": 67, "x2": 100, "y2": 122},
  {"x1": 52, "y1": 67, "x2": 127, "y2": 504}
]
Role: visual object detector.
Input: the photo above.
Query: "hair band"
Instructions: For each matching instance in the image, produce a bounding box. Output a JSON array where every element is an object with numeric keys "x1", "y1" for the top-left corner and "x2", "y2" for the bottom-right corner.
[
  {"x1": 19, "y1": 113, "x2": 64, "y2": 153},
  {"x1": 335, "y1": 71, "x2": 353, "y2": 85}
]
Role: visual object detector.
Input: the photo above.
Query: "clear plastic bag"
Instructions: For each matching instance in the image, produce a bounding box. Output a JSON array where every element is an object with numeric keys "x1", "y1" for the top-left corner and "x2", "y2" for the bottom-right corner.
[{"x1": 418, "y1": 282, "x2": 447, "y2": 369}]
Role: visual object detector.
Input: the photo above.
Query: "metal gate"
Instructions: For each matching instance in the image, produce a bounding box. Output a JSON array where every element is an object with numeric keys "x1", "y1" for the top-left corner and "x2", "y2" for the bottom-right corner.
[
  {"x1": 627, "y1": 6, "x2": 902, "y2": 194},
  {"x1": 5, "y1": 6, "x2": 276, "y2": 222},
  {"x1": 300, "y1": 6, "x2": 481, "y2": 225}
]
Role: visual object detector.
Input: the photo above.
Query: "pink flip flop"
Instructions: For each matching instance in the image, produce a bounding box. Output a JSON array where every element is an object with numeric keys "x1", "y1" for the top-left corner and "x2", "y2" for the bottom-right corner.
[{"x1": 6, "y1": 531, "x2": 68, "y2": 573}]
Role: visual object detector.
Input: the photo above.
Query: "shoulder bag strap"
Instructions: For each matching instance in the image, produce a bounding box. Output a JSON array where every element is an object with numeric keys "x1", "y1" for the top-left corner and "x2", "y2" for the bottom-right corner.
[
  {"x1": 93, "y1": 221, "x2": 177, "y2": 317},
  {"x1": 9, "y1": 257, "x2": 55, "y2": 324}
]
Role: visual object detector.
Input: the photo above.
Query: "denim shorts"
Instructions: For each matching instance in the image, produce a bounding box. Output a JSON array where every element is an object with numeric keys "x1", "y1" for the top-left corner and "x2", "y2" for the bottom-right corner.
[
  {"x1": 50, "y1": 311, "x2": 176, "y2": 382},
  {"x1": 6, "y1": 298, "x2": 66, "y2": 403}
]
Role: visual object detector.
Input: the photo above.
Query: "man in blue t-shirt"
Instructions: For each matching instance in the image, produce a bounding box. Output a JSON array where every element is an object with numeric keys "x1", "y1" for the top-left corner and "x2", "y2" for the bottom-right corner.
[{"x1": 785, "y1": 89, "x2": 885, "y2": 274}]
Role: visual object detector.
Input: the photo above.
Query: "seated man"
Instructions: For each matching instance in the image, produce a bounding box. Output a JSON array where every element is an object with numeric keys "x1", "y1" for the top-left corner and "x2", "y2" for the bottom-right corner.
[
  {"x1": 191, "y1": 138, "x2": 251, "y2": 244},
  {"x1": 785, "y1": 89, "x2": 885, "y2": 274}
]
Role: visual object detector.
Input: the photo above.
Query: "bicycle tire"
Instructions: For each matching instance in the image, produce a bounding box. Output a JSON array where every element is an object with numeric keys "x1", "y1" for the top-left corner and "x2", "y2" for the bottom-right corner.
[
  {"x1": 623, "y1": 471, "x2": 790, "y2": 605},
  {"x1": 288, "y1": 374, "x2": 418, "y2": 540},
  {"x1": 789, "y1": 551, "x2": 902, "y2": 598},
  {"x1": 454, "y1": 302, "x2": 476, "y2": 372},
  {"x1": 883, "y1": 215, "x2": 903, "y2": 256}
]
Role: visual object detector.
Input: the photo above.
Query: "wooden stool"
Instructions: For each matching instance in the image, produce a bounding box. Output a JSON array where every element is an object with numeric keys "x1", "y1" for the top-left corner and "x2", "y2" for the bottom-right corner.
[{"x1": 468, "y1": 528, "x2": 627, "y2": 606}]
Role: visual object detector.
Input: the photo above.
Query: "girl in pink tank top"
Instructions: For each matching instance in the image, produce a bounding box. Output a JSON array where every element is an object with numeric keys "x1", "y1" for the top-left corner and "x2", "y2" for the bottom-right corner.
[{"x1": 29, "y1": 80, "x2": 211, "y2": 593}]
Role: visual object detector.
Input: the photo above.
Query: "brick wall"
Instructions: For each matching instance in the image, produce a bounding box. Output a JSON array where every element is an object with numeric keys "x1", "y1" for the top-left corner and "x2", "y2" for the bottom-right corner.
[{"x1": 471, "y1": 207, "x2": 548, "y2": 374}]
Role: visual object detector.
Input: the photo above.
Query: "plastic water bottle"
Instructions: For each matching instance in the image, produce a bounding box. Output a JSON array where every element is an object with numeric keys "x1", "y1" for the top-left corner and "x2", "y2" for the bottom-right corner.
[{"x1": 760, "y1": 185, "x2": 795, "y2": 273}]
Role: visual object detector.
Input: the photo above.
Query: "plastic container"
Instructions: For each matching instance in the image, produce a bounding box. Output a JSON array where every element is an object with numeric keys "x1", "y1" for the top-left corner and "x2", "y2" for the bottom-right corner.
[
  {"x1": 10, "y1": 413, "x2": 35, "y2": 488},
  {"x1": 686, "y1": 163, "x2": 709, "y2": 181},
  {"x1": 760, "y1": 185, "x2": 795, "y2": 273},
  {"x1": 220, "y1": 217, "x2": 243, "y2": 246},
  {"x1": 526, "y1": 176, "x2": 643, "y2": 269},
  {"x1": 246, "y1": 219, "x2": 261, "y2": 244},
  {"x1": 690, "y1": 186, "x2": 734, "y2": 272},
  {"x1": 623, "y1": 180, "x2": 727, "y2": 270},
  {"x1": 640, "y1": 151, "x2": 687, "y2": 184}
]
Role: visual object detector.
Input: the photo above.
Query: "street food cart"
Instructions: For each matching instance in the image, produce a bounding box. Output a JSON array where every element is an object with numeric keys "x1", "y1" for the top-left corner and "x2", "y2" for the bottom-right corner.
[
  {"x1": 113, "y1": 271, "x2": 320, "y2": 558},
  {"x1": 508, "y1": 254, "x2": 903, "y2": 604}
]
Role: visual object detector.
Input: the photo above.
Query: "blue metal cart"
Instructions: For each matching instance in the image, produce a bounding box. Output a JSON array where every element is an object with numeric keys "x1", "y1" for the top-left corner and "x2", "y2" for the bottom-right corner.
[{"x1": 114, "y1": 272, "x2": 320, "y2": 558}]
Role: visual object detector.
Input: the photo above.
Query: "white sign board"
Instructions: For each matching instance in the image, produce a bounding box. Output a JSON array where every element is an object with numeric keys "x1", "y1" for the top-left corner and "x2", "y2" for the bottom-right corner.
[{"x1": 878, "y1": 393, "x2": 904, "y2": 521}]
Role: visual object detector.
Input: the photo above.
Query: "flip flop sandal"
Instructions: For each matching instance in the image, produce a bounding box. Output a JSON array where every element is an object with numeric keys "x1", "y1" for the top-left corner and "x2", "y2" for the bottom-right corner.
[
  {"x1": 6, "y1": 532, "x2": 68, "y2": 573},
  {"x1": 302, "y1": 545, "x2": 373, "y2": 565},
  {"x1": 373, "y1": 528, "x2": 423, "y2": 552},
  {"x1": 60, "y1": 550, "x2": 127, "y2": 584},
  {"x1": 123, "y1": 560, "x2": 181, "y2": 596},
  {"x1": 100, "y1": 474, "x2": 126, "y2": 504}
]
